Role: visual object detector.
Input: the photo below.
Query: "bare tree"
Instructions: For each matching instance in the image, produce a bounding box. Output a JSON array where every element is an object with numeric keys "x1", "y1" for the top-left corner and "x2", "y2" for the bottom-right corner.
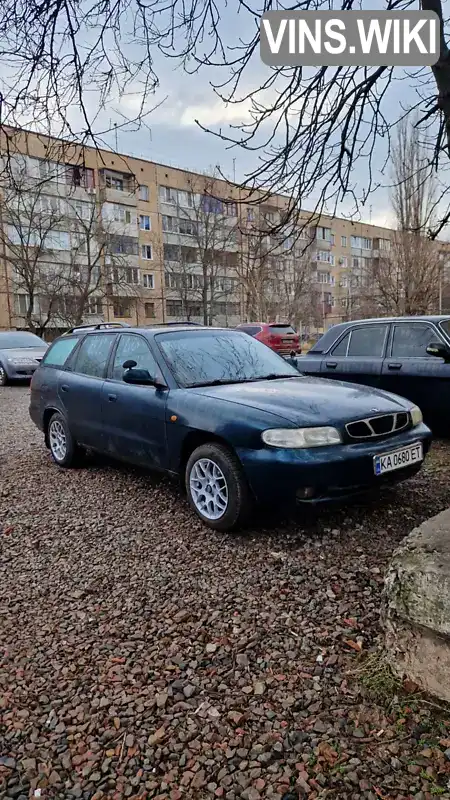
[
  {"x1": 0, "y1": 167, "x2": 71, "y2": 334},
  {"x1": 1, "y1": 1, "x2": 450, "y2": 240},
  {"x1": 60, "y1": 199, "x2": 141, "y2": 327},
  {"x1": 358, "y1": 121, "x2": 443, "y2": 316},
  {"x1": 163, "y1": 172, "x2": 239, "y2": 325}
]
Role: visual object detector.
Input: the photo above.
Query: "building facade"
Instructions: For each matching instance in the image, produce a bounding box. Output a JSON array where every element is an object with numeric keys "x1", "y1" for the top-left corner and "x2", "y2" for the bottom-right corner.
[{"x1": 0, "y1": 127, "x2": 449, "y2": 338}]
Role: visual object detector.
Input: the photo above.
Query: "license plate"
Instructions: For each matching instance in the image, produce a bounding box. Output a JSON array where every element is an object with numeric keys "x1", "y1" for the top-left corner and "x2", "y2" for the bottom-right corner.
[
  {"x1": 374, "y1": 442, "x2": 423, "y2": 476},
  {"x1": 282, "y1": 339, "x2": 293, "y2": 343}
]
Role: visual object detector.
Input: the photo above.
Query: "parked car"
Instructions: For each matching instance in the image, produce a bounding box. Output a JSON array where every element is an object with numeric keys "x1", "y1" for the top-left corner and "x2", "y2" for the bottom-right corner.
[
  {"x1": 30, "y1": 322, "x2": 431, "y2": 531},
  {"x1": 236, "y1": 322, "x2": 301, "y2": 356},
  {"x1": 0, "y1": 330, "x2": 48, "y2": 386},
  {"x1": 294, "y1": 315, "x2": 450, "y2": 432}
]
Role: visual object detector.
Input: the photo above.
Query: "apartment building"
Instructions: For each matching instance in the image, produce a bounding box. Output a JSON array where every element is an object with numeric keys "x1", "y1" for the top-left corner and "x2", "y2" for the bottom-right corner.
[{"x1": 0, "y1": 127, "x2": 448, "y2": 337}]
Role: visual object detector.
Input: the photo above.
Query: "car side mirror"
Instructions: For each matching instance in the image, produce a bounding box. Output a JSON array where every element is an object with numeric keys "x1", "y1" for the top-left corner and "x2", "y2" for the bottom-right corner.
[
  {"x1": 123, "y1": 367, "x2": 156, "y2": 386},
  {"x1": 123, "y1": 359, "x2": 137, "y2": 370},
  {"x1": 426, "y1": 342, "x2": 450, "y2": 361}
]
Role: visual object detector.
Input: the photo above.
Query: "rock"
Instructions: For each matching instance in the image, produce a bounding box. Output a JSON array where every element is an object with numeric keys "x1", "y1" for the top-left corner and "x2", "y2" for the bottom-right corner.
[
  {"x1": 253, "y1": 682, "x2": 265, "y2": 696},
  {"x1": 183, "y1": 684, "x2": 196, "y2": 699},
  {"x1": 236, "y1": 653, "x2": 249, "y2": 667},
  {"x1": 242, "y1": 788, "x2": 261, "y2": 800},
  {"x1": 0, "y1": 757, "x2": 16, "y2": 769},
  {"x1": 383, "y1": 508, "x2": 450, "y2": 702},
  {"x1": 313, "y1": 720, "x2": 327, "y2": 733},
  {"x1": 156, "y1": 692, "x2": 168, "y2": 708}
]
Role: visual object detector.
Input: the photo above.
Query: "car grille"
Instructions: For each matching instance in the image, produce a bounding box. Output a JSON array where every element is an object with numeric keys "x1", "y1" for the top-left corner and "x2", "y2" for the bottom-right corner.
[{"x1": 346, "y1": 412, "x2": 409, "y2": 440}]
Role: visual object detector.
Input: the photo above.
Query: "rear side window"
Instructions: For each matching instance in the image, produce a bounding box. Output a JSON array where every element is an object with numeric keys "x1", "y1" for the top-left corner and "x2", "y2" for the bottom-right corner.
[
  {"x1": 41, "y1": 336, "x2": 79, "y2": 367},
  {"x1": 73, "y1": 333, "x2": 116, "y2": 378},
  {"x1": 391, "y1": 324, "x2": 436, "y2": 357},
  {"x1": 347, "y1": 324, "x2": 388, "y2": 357},
  {"x1": 332, "y1": 332, "x2": 350, "y2": 356},
  {"x1": 269, "y1": 325, "x2": 296, "y2": 335}
]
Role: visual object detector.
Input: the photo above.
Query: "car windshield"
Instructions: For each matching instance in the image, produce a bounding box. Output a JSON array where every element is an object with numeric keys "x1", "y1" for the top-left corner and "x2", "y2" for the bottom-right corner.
[
  {"x1": 156, "y1": 329, "x2": 300, "y2": 387},
  {"x1": 0, "y1": 332, "x2": 46, "y2": 349}
]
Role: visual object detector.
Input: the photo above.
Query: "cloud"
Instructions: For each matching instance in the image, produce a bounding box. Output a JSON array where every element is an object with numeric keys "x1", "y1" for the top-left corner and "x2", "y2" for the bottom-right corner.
[{"x1": 179, "y1": 98, "x2": 256, "y2": 127}]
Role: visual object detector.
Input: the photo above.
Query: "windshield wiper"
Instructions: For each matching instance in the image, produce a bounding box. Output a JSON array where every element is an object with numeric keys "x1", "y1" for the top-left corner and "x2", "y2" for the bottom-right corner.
[
  {"x1": 249, "y1": 374, "x2": 300, "y2": 382},
  {"x1": 186, "y1": 378, "x2": 248, "y2": 388}
]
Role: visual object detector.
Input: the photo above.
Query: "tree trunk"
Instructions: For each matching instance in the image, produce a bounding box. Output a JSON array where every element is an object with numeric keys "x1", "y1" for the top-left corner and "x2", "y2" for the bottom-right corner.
[{"x1": 202, "y1": 267, "x2": 208, "y2": 325}]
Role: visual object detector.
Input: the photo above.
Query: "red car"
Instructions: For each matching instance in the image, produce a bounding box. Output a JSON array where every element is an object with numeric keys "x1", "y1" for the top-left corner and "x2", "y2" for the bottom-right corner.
[{"x1": 236, "y1": 322, "x2": 301, "y2": 356}]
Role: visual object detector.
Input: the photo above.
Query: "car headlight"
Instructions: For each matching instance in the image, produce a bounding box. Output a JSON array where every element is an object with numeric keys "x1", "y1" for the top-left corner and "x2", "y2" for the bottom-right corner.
[
  {"x1": 262, "y1": 426, "x2": 342, "y2": 448},
  {"x1": 410, "y1": 405, "x2": 423, "y2": 427}
]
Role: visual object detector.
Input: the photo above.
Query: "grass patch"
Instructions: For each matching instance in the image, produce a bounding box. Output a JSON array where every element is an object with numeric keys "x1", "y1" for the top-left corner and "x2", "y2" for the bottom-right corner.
[{"x1": 352, "y1": 650, "x2": 402, "y2": 705}]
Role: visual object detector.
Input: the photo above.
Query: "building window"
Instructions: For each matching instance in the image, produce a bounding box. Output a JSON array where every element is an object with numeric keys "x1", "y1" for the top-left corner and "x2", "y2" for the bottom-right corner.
[
  {"x1": 178, "y1": 218, "x2": 196, "y2": 236},
  {"x1": 159, "y1": 185, "x2": 177, "y2": 204},
  {"x1": 106, "y1": 174, "x2": 124, "y2": 191},
  {"x1": 225, "y1": 202, "x2": 237, "y2": 217},
  {"x1": 139, "y1": 184, "x2": 149, "y2": 201},
  {"x1": 143, "y1": 273, "x2": 154, "y2": 289},
  {"x1": 163, "y1": 243, "x2": 180, "y2": 261},
  {"x1": 247, "y1": 208, "x2": 254, "y2": 222},
  {"x1": 113, "y1": 299, "x2": 133, "y2": 318},
  {"x1": 14, "y1": 294, "x2": 28, "y2": 315},
  {"x1": 351, "y1": 235, "x2": 372, "y2": 250},
  {"x1": 166, "y1": 299, "x2": 183, "y2": 316},
  {"x1": 379, "y1": 238, "x2": 391, "y2": 251},
  {"x1": 340, "y1": 256, "x2": 348, "y2": 267},
  {"x1": 341, "y1": 235, "x2": 347, "y2": 247},
  {"x1": 140, "y1": 215, "x2": 151, "y2": 231},
  {"x1": 111, "y1": 267, "x2": 139, "y2": 285},
  {"x1": 317, "y1": 250, "x2": 335, "y2": 265},
  {"x1": 86, "y1": 298, "x2": 103, "y2": 315},
  {"x1": 162, "y1": 215, "x2": 176, "y2": 232},
  {"x1": 109, "y1": 235, "x2": 139, "y2": 255},
  {"x1": 111, "y1": 205, "x2": 132, "y2": 224},
  {"x1": 201, "y1": 196, "x2": 223, "y2": 214},
  {"x1": 316, "y1": 226, "x2": 334, "y2": 244},
  {"x1": 178, "y1": 191, "x2": 194, "y2": 208},
  {"x1": 141, "y1": 244, "x2": 153, "y2": 260},
  {"x1": 44, "y1": 230, "x2": 71, "y2": 251},
  {"x1": 144, "y1": 302, "x2": 155, "y2": 318}
]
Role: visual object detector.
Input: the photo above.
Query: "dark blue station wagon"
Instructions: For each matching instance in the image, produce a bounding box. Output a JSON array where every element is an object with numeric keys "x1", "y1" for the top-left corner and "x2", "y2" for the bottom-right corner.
[{"x1": 30, "y1": 323, "x2": 432, "y2": 531}]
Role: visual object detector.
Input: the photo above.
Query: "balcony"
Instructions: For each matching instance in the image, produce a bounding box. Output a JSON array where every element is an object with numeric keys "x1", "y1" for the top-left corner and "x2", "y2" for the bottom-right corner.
[{"x1": 99, "y1": 169, "x2": 137, "y2": 207}]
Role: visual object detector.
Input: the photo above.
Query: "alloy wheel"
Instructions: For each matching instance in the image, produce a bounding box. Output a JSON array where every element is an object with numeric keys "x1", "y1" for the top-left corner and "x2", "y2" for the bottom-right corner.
[
  {"x1": 49, "y1": 419, "x2": 67, "y2": 462},
  {"x1": 189, "y1": 458, "x2": 229, "y2": 520}
]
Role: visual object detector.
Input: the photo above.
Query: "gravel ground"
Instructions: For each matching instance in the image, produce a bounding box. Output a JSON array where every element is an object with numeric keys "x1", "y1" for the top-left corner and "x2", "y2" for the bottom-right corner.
[{"x1": 2, "y1": 386, "x2": 450, "y2": 800}]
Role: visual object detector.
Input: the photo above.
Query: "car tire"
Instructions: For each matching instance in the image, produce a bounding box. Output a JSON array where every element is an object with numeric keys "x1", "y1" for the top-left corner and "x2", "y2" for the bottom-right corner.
[
  {"x1": 0, "y1": 363, "x2": 7, "y2": 386},
  {"x1": 185, "y1": 443, "x2": 252, "y2": 531},
  {"x1": 47, "y1": 412, "x2": 84, "y2": 468}
]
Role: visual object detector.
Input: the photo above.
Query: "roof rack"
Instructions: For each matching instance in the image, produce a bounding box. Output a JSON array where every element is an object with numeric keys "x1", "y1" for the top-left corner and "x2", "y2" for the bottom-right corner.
[
  {"x1": 63, "y1": 321, "x2": 131, "y2": 335},
  {"x1": 147, "y1": 321, "x2": 204, "y2": 327}
]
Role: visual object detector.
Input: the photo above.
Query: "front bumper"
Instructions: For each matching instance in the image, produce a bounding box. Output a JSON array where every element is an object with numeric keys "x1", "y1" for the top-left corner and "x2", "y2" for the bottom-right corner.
[
  {"x1": 5, "y1": 364, "x2": 39, "y2": 380},
  {"x1": 237, "y1": 423, "x2": 432, "y2": 504}
]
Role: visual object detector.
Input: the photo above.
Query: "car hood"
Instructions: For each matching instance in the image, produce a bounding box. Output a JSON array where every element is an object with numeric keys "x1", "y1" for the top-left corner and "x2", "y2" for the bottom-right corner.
[
  {"x1": 189, "y1": 376, "x2": 412, "y2": 427},
  {"x1": 0, "y1": 347, "x2": 47, "y2": 361}
]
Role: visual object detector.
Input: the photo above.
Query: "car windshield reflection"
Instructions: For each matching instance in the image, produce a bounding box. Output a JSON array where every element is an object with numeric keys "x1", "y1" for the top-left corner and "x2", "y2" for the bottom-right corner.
[{"x1": 156, "y1": 330, "x2": 300, "y2": 388}]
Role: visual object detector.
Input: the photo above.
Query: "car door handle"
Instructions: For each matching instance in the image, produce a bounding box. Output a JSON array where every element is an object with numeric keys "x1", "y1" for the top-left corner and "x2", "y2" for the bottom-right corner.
[
  {"x1": 108, "y1": 393, "x2": 117, "y2": 402},
  {"x1": 388, "y1": 363, "x2": 402, "y2": 370},
  {"x1": 325, "y1": 361, "x2": 337, "y2": 368},
  {"x1": 61, "y1": 384, "x2": 69, "y2": 392}
]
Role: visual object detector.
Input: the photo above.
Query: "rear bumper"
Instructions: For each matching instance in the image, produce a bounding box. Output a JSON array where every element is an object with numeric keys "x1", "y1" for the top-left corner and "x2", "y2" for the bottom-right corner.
[{"x1": 237, "y1": 423, "x2": 432, "y2": 504}]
